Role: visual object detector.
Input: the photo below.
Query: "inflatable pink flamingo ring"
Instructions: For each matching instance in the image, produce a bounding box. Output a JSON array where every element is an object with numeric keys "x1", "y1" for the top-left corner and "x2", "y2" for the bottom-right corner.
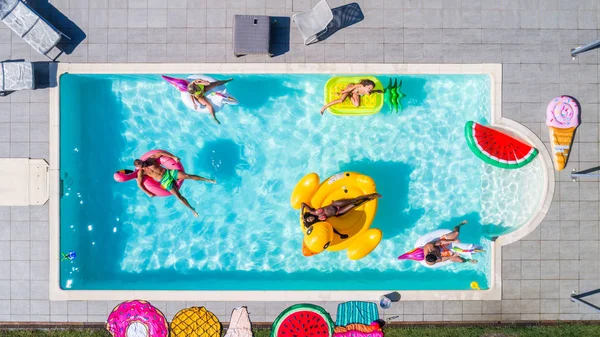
[{"x1": 113, "y1": 149, "x2": 184, "y2": 197}]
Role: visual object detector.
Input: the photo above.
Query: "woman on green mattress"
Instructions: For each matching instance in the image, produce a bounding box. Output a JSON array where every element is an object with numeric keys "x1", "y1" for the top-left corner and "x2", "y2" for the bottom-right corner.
[{"x1": 320, "y1": 79, "x2": 382, "y2": 115}]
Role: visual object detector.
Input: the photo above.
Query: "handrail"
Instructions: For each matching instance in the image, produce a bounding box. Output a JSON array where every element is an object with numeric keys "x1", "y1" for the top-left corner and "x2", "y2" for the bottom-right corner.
[
  {"x1": 571, "y1": 167, "x2": 600, "y2": 180},
  {"x1": 571, "y1": 289, "x2": 600, "y2": 313},
  {"x1": 571, "y1": 40, "x2": 600, "y2": 59}
]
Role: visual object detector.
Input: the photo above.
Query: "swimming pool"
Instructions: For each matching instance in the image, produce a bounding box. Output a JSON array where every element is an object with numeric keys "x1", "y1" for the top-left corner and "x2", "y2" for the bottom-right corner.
[{"x1": 52, "y1": 64, "x2": 551, "y2": 300}]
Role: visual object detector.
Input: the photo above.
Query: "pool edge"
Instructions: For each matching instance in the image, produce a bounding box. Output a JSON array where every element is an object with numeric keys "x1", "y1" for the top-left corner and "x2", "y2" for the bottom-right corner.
[{"x1": 48, "y1": 63, "x2": 527, "y2": 302}]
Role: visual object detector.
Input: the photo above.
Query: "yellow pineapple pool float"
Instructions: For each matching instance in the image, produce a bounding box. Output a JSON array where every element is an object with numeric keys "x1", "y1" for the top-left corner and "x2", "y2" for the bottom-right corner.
[
  {"x1": 323, "y1": 76, "x2": 384, "y2": 116},
  {"x1": 170, "y1": 306, "x2": 221, "y2": 337}
]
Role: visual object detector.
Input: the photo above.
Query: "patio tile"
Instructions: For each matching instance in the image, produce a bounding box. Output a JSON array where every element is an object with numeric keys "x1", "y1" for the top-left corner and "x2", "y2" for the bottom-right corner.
[
  {"x1": 10, "y1": 280, "x2": 29, "y2": 299},
  {"x1": 10, "y1": 241, "x2": 29, "y2": 261},
  {"x1": 168, "y1": 9, "x2": 188, "y2": 28},
  {"x1": 30, "y1": 281, "x2": 48, "y2": 300},
  {"x1": 108, "y1": 9, "x2": 128, "y2": 28},
  {"x1": 10, "y1": 261, "x2": 29, "y2": 280},
  {"x1": 541, "y1": 280, "x2": 560, "y2": 299},
  {"x1": 11, "y1": 300, "x2": 29, "y2": 315},
  {"x1": 31, "y1": 300, "x2": 49, "y2": 315}
]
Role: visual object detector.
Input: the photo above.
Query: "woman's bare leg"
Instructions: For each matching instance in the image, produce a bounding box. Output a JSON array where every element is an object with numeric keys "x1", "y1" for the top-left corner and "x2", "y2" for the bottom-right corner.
[
  {"x1": 320, "y1": 93, "x2": 349, "y2": 114},
  {"x1": 331, "y1": 193, "x2": 380, "y2": 207},
  {"x1": 350, "y1": 92, "x2": 360, "y2": 107},
  {"x1": 453, "y1": 220, "x2": 468, "y2": 232},
  {"x1": 442, "y1": 231, "x2": 460, "y2": 241},
  {"x1": 196, "y1": 96, "x2": 220, "y2": 124},
  {"x1": 204, "y1": 78, "x2": 233, "y2": 92},
  {"x1": 321, "y1": 84, "x2": 354, "y2": 114},
  {"x1": 332, "y1": 193, "x2": 381, "y2": 216}
]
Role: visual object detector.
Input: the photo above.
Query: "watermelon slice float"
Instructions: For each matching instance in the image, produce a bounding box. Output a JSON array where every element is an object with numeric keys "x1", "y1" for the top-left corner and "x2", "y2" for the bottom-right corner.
[
  {"x1": 271, "y1": 303, "x2": 334, "y2": 337},
  {"x1": 464, "y1": 121, "x2": 538, "y2": 169}
]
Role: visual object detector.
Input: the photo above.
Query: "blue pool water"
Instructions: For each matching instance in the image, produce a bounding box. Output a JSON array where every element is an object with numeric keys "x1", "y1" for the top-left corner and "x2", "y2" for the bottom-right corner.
[{"x1": 59, "y1": 73, "x2": 544, "y2": 290}]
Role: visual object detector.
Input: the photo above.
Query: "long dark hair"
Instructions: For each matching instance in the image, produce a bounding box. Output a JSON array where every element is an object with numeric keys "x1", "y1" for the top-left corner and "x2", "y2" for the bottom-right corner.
[
  {"x1": 360, "y1": 79, "x2": 376, "y2": 87},
  {"x1": 425, "y1": 253, "x2": 437, "y2": 263},
  {"x1": 303, "y1": 212, "x2": 319, "y2": 226}
]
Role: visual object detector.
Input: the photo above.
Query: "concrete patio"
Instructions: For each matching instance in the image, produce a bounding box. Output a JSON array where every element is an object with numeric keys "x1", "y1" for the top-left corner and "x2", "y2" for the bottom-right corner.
[{"x1": 1, "y1": 0, "x2": 600, "y2": 324}]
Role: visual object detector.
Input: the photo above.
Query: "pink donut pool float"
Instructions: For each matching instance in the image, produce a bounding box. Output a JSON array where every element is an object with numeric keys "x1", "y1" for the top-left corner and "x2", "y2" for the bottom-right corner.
[
  {"x1": 113, "y1": 149, "x2": 184, "y2": 197},
  {"x1": 106, "y1": 300, "x2": 168, "y2": 337}
]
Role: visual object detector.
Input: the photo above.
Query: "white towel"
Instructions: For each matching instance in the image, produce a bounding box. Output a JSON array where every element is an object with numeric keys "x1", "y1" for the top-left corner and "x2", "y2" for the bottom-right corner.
[{"x1": 224, "y1": 306, "x2": 253, "y2": 337}]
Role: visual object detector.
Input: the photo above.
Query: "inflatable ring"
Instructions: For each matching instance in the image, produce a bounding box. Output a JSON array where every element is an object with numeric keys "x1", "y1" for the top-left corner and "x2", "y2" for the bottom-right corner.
[
  {"x1": 113, "y1": 149, "x2": 184, "y2": 197},
  {"x1": 291, "y1": 172, "x2": 382, "y2": 260},
  {"x1": 398, "y1": 229, "x2": 482, "y2": 269},
  {"x1": 162, "y1": 75, "x2": 238, "y2": 113},
  {"x1": 106, "y1": 300, "x2": 168, "y2": 337}
]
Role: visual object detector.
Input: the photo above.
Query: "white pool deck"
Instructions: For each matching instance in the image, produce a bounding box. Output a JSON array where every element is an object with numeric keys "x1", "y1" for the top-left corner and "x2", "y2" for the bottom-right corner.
[{"x1": 46, "y1": 63, "x2": 554, "y2": 302}]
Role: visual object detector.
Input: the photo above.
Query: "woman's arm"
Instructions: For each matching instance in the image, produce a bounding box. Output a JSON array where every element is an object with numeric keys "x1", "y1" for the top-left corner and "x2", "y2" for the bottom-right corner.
[
  {"x1": 423, "y1": 242, "x2": 435, "y2": 255},
  {"x1": 441, "y1": 255, "x2": 459, "y2": 262},
  {"x1": 194, "y1": 79, "x2": 211, "y2": 86},
  {"x1": 190, "y1": 94, "x2": 199, "y2": 109},
  {"x1": 301, "y1": 202, "x2": 317, "y2": 214},
  {"x1": 339, "y1": 84, "x2": 358, "y2": 94},
  {"x1": 435, "y1": 239, "x2": 452, "y2": 246}
]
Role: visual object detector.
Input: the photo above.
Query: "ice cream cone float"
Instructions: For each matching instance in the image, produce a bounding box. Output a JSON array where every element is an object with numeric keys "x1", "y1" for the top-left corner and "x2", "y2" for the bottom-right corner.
[{"x1": 546, "y1": 96, "x2": 580, "y2": 171}]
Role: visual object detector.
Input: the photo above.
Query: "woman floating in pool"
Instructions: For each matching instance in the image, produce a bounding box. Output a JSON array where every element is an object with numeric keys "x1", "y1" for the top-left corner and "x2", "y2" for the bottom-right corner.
[
  {"x1": 301, "y1": 193, "x2": 381, "y2": 239},
  {"x1": 320, "y1": 79, "x2": 383, "y2": 115},
  {"x1": 423, "y1": 220, "x2": 483, "y2": 265},
  {"x1": 188, "y1": 78, "x2": 233, "y2": 124}
]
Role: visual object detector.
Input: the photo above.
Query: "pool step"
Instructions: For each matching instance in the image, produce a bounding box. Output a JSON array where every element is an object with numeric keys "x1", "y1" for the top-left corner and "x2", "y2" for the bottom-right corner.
[{"x1": 0, "y1": 158, "x2": 49, "y2": 206}]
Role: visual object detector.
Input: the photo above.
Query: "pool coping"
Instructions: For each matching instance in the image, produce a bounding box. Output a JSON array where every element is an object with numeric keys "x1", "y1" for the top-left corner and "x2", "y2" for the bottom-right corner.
[{"x1": 48, "y1": 63, "x2": 553, "y2": 302}]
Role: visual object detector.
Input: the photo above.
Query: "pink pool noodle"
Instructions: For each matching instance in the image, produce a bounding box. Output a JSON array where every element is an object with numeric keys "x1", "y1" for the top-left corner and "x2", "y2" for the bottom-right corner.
[
  {"x1": 162, "y1": 75, "x2": 189, "y2": 92},
  {"x1": 113, "y1": 149, "x2": 184, "y2": 197},
  {"x1": 106, "y1": 300, "x2": 168, "y2": 337},
  {"x1": 398, "y1": 247, "x2": 424, "y2": 261}
]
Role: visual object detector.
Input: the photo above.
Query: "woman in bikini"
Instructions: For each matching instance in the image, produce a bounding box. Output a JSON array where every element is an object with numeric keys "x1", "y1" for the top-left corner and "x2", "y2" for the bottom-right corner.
[
  {"x1": 320, "y1": 79, "x2": 383, "y2": 115},
  {"x1": 423, "y1": 220, "x2": 482, "y2": 265},
  {"x1": 301, "y1": 193, "x2": 381, "y2": 239},
  {"x1": 187, "y1": 78, "x2": 233, "y2": 124}
]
